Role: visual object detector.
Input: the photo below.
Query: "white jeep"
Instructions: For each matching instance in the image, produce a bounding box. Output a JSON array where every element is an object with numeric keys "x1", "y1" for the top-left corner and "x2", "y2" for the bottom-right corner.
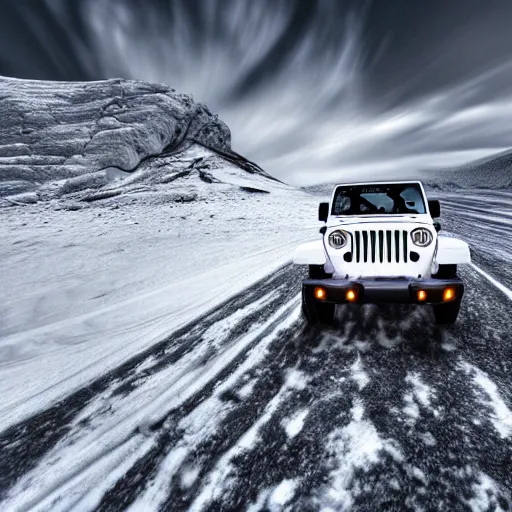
[{"x1": 293, "y1": 181, "x2": 471, "y2": 325}]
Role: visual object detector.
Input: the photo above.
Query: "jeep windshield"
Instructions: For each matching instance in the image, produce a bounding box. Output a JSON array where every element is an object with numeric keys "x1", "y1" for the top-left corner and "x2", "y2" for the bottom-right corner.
[{"x1": 332, "y1": 183, "x2": 426, "y2": 216}]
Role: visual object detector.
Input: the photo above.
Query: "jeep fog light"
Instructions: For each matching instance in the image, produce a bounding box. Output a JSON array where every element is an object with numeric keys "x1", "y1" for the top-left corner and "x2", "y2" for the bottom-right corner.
[
  {"x1": 314, "y1": 287, "x2": 327, "y2": 300},
  {"x1": 443, "y1": 287, "x2": 456, "y2": 302},
  {"x1": 346, "y1": 289, "x2": 357, "y2": 302},
  {"x1": 417, "y1": 290, "x2": 427, "y2": 302}
]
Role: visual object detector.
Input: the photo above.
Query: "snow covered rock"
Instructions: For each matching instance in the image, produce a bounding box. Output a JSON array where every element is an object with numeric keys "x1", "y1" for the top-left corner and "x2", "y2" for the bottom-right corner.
[{"x1": 0, "y1": 76, "x2": 249, "y2": 203}]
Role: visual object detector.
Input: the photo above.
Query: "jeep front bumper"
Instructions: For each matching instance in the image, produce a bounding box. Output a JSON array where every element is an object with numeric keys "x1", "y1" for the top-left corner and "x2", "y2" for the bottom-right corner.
[{"x1": 303, "y1": 277, "x2": 464, "y2": 305}]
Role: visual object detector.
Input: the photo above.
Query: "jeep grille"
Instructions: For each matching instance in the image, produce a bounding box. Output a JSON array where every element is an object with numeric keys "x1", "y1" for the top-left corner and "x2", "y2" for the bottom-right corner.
[{"x1": 352, "y1": 230, "x2": 409, "y2": 263}]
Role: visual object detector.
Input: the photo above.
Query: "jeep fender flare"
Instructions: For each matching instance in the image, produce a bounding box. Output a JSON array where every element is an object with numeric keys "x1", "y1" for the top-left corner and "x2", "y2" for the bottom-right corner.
[
  {"x1": 435, "y1": 236, "x2": 471, "y2": 265},
  {"x1": 293, "y1": 240, "x2": 327, "y2": 265}
]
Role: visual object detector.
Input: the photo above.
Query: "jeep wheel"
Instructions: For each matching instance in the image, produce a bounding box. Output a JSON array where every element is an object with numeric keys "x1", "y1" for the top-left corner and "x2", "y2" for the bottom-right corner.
[
  {"x1": 308, "y1": 265, "x2": 332, "y2": 279},
  {"x1": 432, "y1": 264, "x2": 457, "y2": 279},
  {"x1": 302, "y1": 291, "x2": 335, "y2": 325},
  {"x1": 433, "y1": 299, "x2": 461, "y2": 325}
]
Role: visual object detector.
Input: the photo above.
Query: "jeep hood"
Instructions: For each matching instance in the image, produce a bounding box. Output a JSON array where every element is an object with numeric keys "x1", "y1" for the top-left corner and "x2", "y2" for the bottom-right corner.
[{"x1": 327, "y1": 214, "x2": 433, "y2": 227}]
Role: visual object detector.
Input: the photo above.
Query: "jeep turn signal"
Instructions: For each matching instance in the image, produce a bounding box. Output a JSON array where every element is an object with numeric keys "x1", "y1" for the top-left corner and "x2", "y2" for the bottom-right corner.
[
  {"x1": 443, "y1": 287, "x2": 456, "y2": 302},
  {"x1": 417, "y1": 290, "x2": 427, "y2": 302},
  {"x1": 314, "y1": 287, "x2": 327, "y2": 300},
  {"x1": 346, "y1": 289, "x2": 357, "y2": 302}
]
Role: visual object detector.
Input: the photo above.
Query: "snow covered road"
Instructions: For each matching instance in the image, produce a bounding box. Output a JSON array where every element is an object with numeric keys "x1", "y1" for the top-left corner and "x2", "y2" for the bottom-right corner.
[{"x1": 1, "y1": 190, "x2": 511, "y2": 511}]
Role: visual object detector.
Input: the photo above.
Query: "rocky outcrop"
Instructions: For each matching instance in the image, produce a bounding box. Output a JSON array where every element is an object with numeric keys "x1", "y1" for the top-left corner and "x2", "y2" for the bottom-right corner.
[{"x1": 0, "y1": 76, "x2": 235, "y2": 200}]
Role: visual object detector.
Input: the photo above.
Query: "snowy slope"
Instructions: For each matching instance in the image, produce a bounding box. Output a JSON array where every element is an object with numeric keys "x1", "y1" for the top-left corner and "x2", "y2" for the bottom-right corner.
[
  {"x1": 0, "y1": 166, "x2": 319, "y2": 429},
  {"x1": 0, "y1": 76, "x2": 321, "y2": 425},
  {"x1": 421, "y1": 148, "x2": 512, "y2": 190}
]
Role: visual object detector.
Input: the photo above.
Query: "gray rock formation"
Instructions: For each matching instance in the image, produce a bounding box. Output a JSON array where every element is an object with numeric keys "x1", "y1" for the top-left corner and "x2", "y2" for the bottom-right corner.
[{"x1": 0, "y1": 76, "x2": 276, "y2": 205}]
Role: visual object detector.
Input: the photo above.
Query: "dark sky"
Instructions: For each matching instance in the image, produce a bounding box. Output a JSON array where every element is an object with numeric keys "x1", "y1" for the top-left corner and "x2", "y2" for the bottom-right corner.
[{"x1": 2, "y1": 0, "x2": 512, "y2": 184}]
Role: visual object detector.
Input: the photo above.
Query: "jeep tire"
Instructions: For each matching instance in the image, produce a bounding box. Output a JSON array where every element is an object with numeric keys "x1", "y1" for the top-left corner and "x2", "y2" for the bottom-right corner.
[
  {"x1": 432, "y1": 264, "x2": 461, "y2": 324},
  {"x1": 308, "y1": 264, "x2": 332, "y2": 279},
  {"x1": 302, "y1": 291, "x2": 336, "y2": 325},
  {"x1": 433, "y1": 299, "x2": 461, "y2": 325},
  {"x1": 432, "y1": 264, "x2": 457, "y2": 279}
]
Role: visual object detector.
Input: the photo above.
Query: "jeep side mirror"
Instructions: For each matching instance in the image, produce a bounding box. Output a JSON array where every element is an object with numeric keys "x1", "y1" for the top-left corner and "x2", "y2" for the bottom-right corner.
[
  {"x1": 428, "y1": 200, "x2": 441, "y2": 218},
  {"x1": 434, "y1": 222, "x2": 441, "y2": 232},
  {"x1": 318, "y1": 202, "x2": 329, "y2": 222}
]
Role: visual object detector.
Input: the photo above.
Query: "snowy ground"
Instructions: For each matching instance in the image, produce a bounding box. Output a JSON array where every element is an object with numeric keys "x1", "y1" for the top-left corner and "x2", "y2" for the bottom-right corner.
[
  {"x1": 1, "y1": 185, "x2": 511, "y2": 511},
  {"x1": 0, "y1": 150, "x2": 317, "y2": 428}
]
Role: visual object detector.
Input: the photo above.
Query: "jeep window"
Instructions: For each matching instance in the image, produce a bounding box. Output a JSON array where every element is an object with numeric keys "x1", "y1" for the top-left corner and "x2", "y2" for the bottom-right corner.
[{"x1": 332, "y1": 184, "x2": 426, "y2": 215}]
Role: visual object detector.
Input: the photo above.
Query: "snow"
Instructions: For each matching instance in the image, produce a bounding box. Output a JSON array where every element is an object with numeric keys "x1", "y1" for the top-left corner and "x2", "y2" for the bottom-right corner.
[
  {"x1": 410, "y1": 466, "x2": 427, "y2": 485},
  {"x1": 126, "y1": 447, "x2": 189, "y2": 512},
  {"x1": 1, "y1": 294, "x2": 304, "y2": 512},
  {"x1": 402, "y1": 395, "x2": 420, "y2": 420},
  {"x1": 180, "y1": 465, "x2": 201, "y2": 489},
  {"x1": 0, "y1": 165, "x2": 318, "y2": 430},
  {"x1": 202, "y1": 289, "x2": 281, "y2": 348},
  {"x1": 12, "y1": 435, "x2": 155, "y2": 512},
  {"x1": 0, "y1": 79, "x2": 304, "y2": 441},
  {"x1": 237, "y1": 378, "x2": 258, "y2": 399},
  {"x1": 247, "y1": 489, "x2": 272, "y2": 512},
  {"x1": 418, "y1": 432, "x2": 437, "y2": 446},
  {"x1": 98, "y1": 303, "x2": 303, "y2": 512},
  {"x1": 282, "y1": 409, "x2": 309, "y2": 439},
  {"x1": 467, "y1": 472, "x2": 507, "y2": 512},
  {"x1": 462, "y1": 362, "x2": 512, "y2": 439},
  {"x1": 189, "y1": 368, "x2": 309, "y2": 511},
  {"x1": 442, "y1": 204, "x2": 512, "y2": 227},
  {"x1": 405, "y1": 373, "x2": 432, "y2": 408},
  {"x1": 350, "y1": 355, "x2": 369, "y2": 390},
  {"x1": 319, "y1": 399, "x2": 396, "y2": 511},
  {"x1": 403, "y1": 372, "x2": 434, "y2": 423},
  {"x1": 269, "y1": 479, "x2": 298, "y2": 507}
]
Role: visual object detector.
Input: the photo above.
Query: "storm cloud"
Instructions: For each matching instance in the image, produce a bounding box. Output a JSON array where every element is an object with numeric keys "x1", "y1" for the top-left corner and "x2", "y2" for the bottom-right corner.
[{"x1": 1, "y1": 0, "x2": 512, "y2": 184}]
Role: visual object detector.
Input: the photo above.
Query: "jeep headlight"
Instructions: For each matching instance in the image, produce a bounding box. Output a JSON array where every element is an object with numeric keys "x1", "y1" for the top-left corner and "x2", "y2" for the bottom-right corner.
[
  {"x1": 328, "y1": 230, "x2": 348, "y2": 249},
  {"x1": 410, "y1": 228, "x2": 433, "y2": 247}
]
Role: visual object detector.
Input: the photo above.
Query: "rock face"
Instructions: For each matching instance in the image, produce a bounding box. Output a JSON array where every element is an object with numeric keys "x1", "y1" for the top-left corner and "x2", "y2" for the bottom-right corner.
[{"x1": 0, "y1": 76, "x2": 236, "y2": 200}]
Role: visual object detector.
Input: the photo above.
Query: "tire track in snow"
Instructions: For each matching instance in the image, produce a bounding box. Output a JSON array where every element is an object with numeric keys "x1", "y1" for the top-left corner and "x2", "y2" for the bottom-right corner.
[
  {"x1": 0, "y1": 264, "x2": 304, "y2": 502},
  {"x1": 170, "y1": 265, "x2": 512, "y2": 512},
  {"x1": 153, "y1": 268, "x2": 510, "y2": 512},
  {"x1": 2, "y1": 264, "x2": 511, "y2": 511},
  {"x1": 116, "y1": 265, "x2": 511, "y2": 512},
  {"x1": 95, "y1": 300, "x2": 302, "y2": 511}
]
